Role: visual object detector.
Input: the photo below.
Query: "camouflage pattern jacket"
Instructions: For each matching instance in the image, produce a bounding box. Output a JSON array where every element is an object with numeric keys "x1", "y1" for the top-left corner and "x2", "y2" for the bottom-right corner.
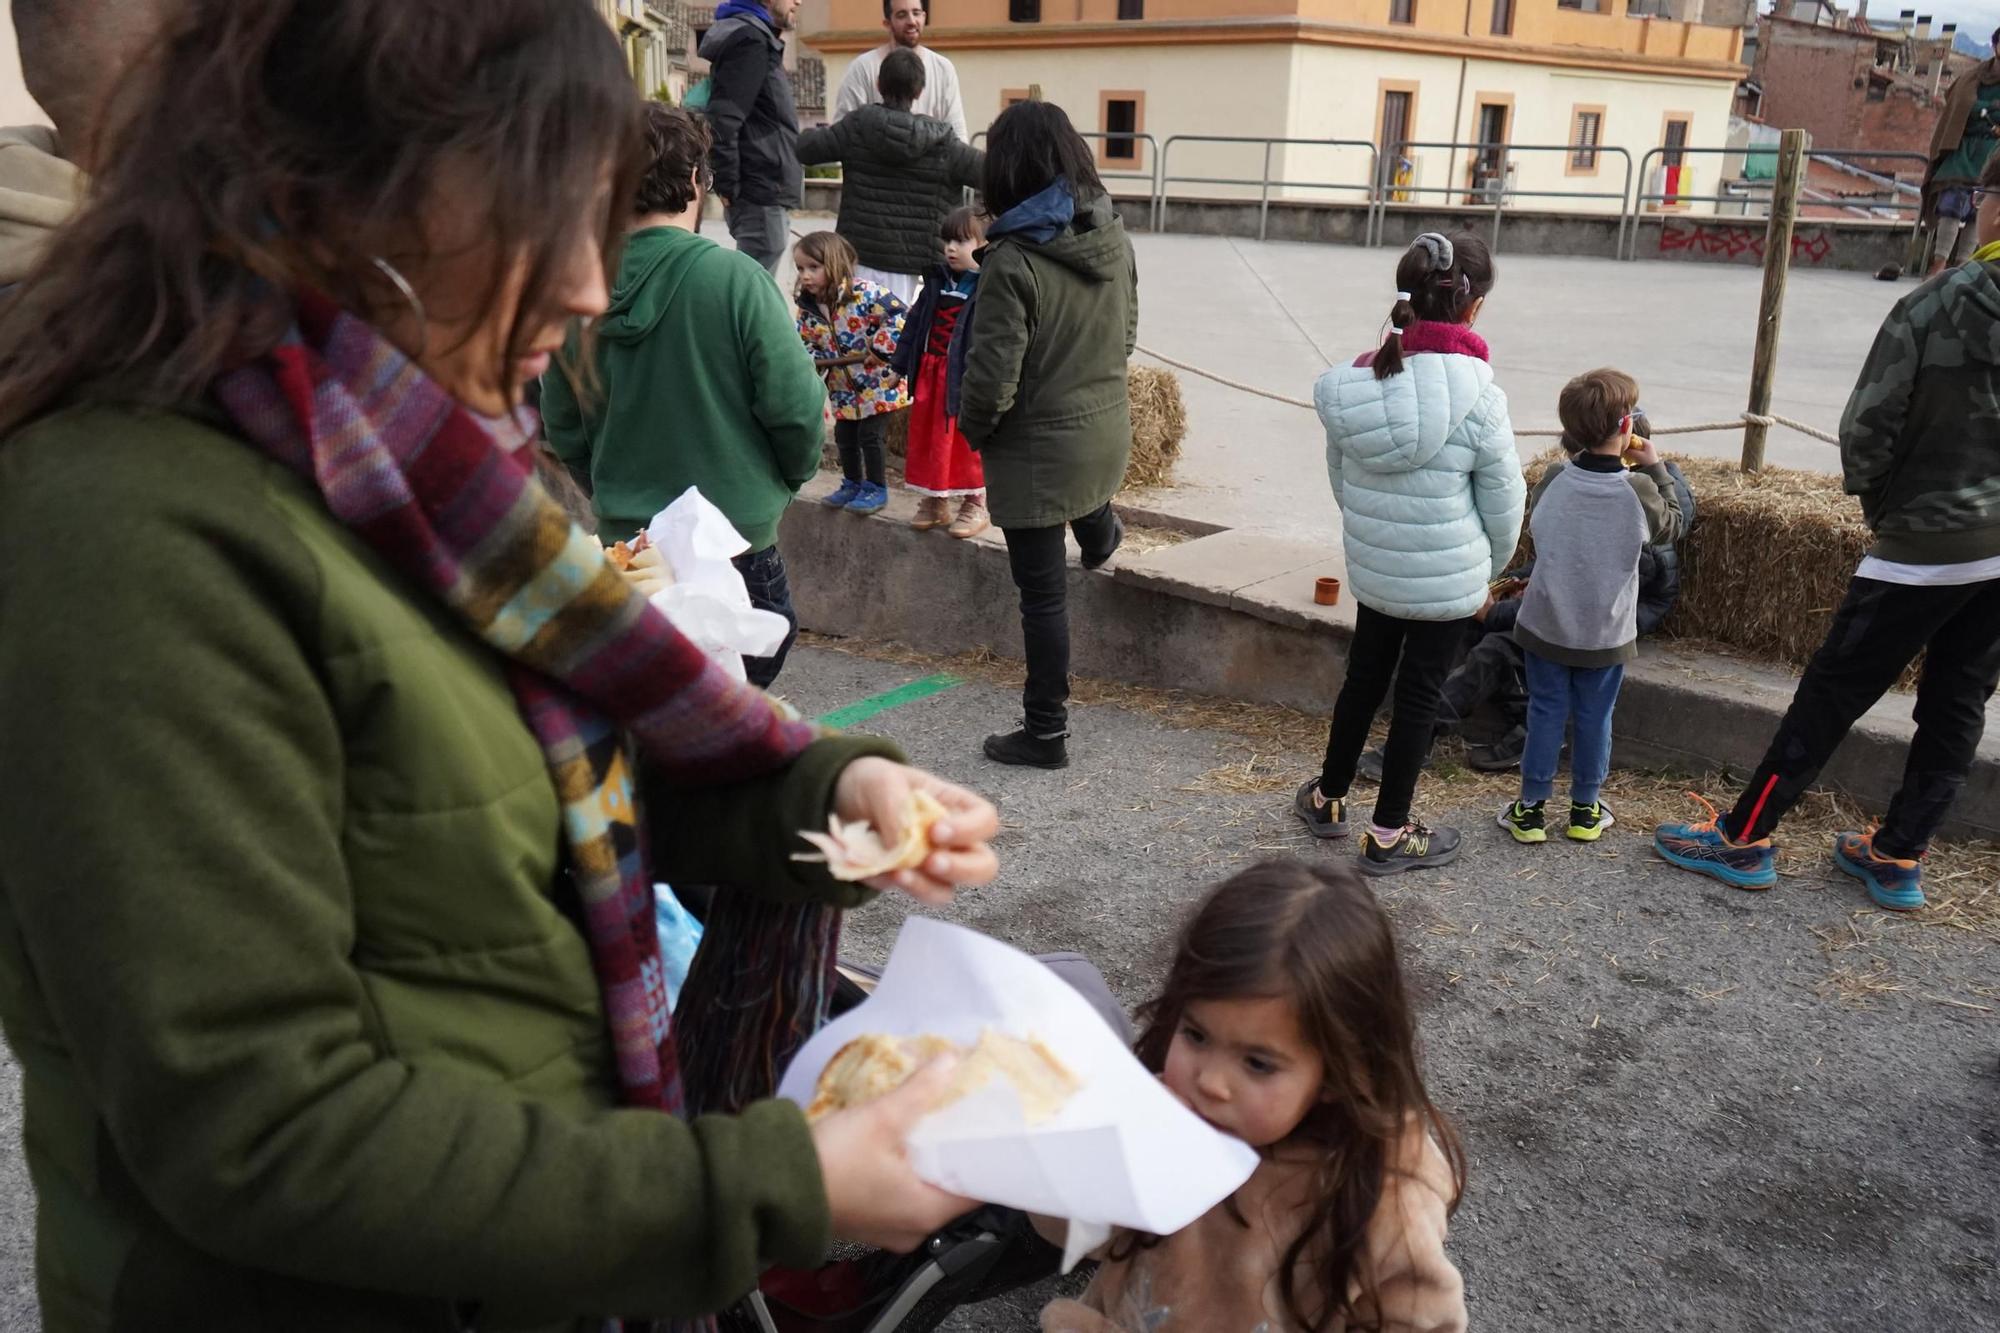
[{"x1": 1840, "y1": 260, "x2": 2000, "y2": 564}]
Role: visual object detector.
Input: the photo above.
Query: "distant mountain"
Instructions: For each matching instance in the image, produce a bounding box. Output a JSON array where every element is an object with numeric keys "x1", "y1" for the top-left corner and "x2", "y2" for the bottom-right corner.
[{"x1": 1955, "y1": 30, "x2": 1992, "y2": 57}]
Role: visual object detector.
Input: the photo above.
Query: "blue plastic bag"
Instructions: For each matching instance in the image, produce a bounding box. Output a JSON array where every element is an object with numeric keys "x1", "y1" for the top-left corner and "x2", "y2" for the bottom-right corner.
[{"x1": 653, "y1": 884, "x2": 705, "y2": 1013}]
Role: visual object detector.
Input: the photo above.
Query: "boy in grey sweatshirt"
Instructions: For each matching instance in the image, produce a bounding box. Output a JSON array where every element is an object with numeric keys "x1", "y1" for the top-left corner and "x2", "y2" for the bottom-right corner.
[{"x1": 1501, "y1": 369, "x2": 1684, "y2": 844}]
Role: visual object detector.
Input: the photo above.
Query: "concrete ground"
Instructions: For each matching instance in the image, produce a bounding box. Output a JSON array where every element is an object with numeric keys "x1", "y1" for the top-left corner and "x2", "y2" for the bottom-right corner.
[
  {"x1": 773, "y1": 212, "x2": 1904, "y2": 542},
  {"x1": 0, "y1": 640, "x2": 1994, "y2": 1329},
  {"x1": 1124, "y1": 232, "x2": 1904, "y2": 541}
]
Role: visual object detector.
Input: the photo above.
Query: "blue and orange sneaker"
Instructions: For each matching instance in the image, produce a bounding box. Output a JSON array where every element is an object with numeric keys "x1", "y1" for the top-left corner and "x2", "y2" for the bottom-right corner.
[
  {"x1": 1832, "y1": 830, "x2": 1926, "y2": 912},
  {"x1": 1653, "y1": 795, "x2": 1778, "y2": 890}
]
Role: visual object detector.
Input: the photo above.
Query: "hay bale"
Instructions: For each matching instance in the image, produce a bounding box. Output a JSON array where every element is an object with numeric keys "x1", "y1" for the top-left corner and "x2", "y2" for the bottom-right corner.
[
  {"x1": 1519, "y1": 453, "x2": 1871, "y2": 674},
  {"x1": 1125, "y1": 366, "x2": 1187, "y2": 490}
]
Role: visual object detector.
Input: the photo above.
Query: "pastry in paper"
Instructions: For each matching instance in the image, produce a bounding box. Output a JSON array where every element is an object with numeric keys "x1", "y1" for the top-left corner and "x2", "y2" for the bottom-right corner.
[
  {"x1": 793, "y1": 788, "x2": 949, "y2": 881},
  {"x1": 806, "y1": 1029, "x2": 1080, "y2": 1124}
]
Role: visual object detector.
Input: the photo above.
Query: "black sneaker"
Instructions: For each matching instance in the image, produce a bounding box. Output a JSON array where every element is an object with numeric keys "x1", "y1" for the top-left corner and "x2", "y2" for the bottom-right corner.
[
  {"x1": 1357, "y1": 745, "x2": 1436, "y2": 784},
  {"x1": 1466, "y1": 726, "x2": 1526, "y2": 772},
  {"x1": 1293, "y1": 779, "x2": 1349, "y2": 839},
  {"x1": 1498, "y1": 799, "x2": 1547, "y2": 844},
  {"x1": 983, "y1": 728, "x2": 1069, "y2": 769},
  {"x1": 1358, "y1": 821, "x2": 1463, "y2": 876},
  {"x1": 1081, "y1": 514, "x2": 1125, "y2": 571}
]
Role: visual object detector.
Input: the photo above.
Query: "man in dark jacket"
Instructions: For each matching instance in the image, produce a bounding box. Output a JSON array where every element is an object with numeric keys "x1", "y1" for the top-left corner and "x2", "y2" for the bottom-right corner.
[
  {"x1": 1656, "y1": 162, "x2": 2000, "y2": 911},
  {"x1": 700, "y1": 0, "x2": 803, "y2": 275},
  {"x1": 796, "y1": 48, "x2": 982, "y2": 305}
]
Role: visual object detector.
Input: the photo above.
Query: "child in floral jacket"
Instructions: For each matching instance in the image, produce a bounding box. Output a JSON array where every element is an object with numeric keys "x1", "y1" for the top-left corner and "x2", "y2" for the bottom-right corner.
[{"x1": 794, "y1": 230, "x2": 910, "y2": 515}]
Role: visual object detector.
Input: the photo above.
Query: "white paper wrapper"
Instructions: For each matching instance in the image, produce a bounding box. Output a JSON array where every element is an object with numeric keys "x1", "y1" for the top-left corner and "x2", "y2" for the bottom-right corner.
[
  {"x1": 642, "y1": 488, "x2": 791, "y2": 682},
  {"x1": 777, "y1": 919, "x2": 1259, "y2": 1272}
]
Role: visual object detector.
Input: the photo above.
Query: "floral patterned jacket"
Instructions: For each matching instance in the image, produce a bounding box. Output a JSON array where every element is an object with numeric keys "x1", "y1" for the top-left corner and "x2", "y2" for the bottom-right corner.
[{"x1": 796, "y1": 279, "x2": 910, "y2": 420}]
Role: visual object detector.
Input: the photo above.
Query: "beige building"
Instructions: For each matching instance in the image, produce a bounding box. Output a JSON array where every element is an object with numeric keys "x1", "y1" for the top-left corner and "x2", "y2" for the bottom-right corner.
[
  {"x1": 804, "y1": 0, "x2": 1745, "y2": 213},
  {"x1": 593, "y1": 0, "x2": 681, "y2": 98}
]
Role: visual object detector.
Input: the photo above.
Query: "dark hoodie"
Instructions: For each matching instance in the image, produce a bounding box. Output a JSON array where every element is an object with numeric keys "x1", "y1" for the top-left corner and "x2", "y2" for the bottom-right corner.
[
  {"x1": 1839, "y1": 257, "x2": 2000, "y2": 564},
  {"x1": 796, "y1": 105, "x2": 983, "y2": 276},
  {"x1": 540, "y1": 226, "x2": 826, "y2": 547},
  {"x1": 957, "y1": 181, "x2": 1139, "y2": 529},
  {"x1": 699, "y1": 5, "x2": 803, "y2": 208}
]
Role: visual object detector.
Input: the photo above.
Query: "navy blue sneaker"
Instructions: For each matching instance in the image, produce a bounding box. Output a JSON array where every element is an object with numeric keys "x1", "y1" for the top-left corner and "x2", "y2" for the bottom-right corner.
[{"x1": 822, "y1": 478, "x2": 864, "y2": 508}]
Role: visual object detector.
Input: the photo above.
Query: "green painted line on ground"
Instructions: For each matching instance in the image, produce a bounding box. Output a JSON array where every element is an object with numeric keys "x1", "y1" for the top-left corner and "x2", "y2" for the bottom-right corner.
[{"x1": 817, "y1": 673, "x2": 964, "y2": 730}]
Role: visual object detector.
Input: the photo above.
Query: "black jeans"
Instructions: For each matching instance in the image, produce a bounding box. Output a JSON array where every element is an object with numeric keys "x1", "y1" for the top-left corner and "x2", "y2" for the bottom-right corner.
[
  {"x1": 732, "y1": 544, "x2": 799, "y2": 689},
  {"x1": 835, "y1": 415, "x2": 888, "y2": 485},
  {"x1": 1438, "y1": 624, "x2": 1526, "y2": 735},
  {"x1": 1321, "y1": 603, "x2": 1475, "y2": 828},
  {"x1": 1725, "y1": 575, "x2": 2000, "y2": 856},
  {"x1": 1001, "y1": 503, "x2": 1121, "y2": 737}
]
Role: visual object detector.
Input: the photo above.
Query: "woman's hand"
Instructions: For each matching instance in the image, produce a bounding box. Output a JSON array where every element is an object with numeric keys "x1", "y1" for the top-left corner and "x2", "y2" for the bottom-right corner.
[
  {"x1": 831, "y1": 757, "x2": 1000, "y2": 905},
  {"x1": 811, "y1": 1058, "x2": 976, "y2": 1252}
]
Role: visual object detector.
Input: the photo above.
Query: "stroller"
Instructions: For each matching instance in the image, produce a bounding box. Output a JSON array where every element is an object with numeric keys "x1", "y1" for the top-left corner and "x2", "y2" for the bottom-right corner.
[{"x1": 722, "y1": 952, "x2": 1131, "y2": 1333}]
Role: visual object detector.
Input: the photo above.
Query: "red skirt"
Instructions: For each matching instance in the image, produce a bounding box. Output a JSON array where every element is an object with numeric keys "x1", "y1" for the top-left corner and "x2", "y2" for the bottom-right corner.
[{"x1": 903, "y1": 352, "x2": 984, "y2": 496}]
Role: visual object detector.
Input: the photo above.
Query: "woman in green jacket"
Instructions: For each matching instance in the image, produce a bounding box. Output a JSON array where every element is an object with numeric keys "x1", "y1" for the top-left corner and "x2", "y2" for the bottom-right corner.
[
  {"x1": 957, "y1": 101, "x2": 1139, "y2": 770},
  {"x1": 0, "y1": 3, "x2": 994, "y2": 1330}
]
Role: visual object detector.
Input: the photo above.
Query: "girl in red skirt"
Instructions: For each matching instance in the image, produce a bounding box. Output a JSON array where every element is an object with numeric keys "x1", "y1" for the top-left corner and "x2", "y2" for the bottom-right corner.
[{"x1": 890, "y1": 207, "x2": 989, "y2": 539}]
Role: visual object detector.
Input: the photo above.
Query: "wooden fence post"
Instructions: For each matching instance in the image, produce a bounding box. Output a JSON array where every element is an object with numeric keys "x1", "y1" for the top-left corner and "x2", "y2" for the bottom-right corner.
[{"x1": 1742, "y1": 127, "x2": 1809, "y2": 473}]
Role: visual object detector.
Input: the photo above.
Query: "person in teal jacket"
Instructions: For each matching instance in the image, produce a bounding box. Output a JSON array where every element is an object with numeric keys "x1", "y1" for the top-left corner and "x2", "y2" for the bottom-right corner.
[{"x1": 544, "y1": 105, "x2": 827, "y2": 687}]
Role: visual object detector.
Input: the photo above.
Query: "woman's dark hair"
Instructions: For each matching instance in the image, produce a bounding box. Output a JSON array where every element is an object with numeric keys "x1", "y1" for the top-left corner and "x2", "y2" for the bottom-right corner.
[
  {"x1": 635, "y1": 103, "x2": 713, "y2": 217},
  {"x1": 878, "y1": 48, "x2": 926, "y2": 108},
  {"x1": 0, "y1": 0, "x2": 645, "y2": 437},
  {"x1": 940, "y1": 205, "x2": 987, "y2": 244},
  {"x1": 980, "y1": 100, "x2": 1104, "y2": 219},
  {"x1": 1129, "y1": 859, "x2": 1465, "y2": 1333},
  {"x1": 1372, "y1": 230, "x2": 1495, "y2": 381}
]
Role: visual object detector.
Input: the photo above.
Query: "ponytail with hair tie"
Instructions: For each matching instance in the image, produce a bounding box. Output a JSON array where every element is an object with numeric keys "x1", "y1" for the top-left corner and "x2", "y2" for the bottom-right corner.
[{"x1": 1371, "y1": 229, "x2": 1493, "y2": 380}]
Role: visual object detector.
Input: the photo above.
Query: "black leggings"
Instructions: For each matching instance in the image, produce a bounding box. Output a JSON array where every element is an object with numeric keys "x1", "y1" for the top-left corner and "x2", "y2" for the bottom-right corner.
[
  {"x1": 1320, "y1": 603, "x2": 1474, "y2": 828},
  {"x1": 835, "y1": 415, "x2": 889, "y2": 485},
  {"x1": 1726, "y1": 575, "x2": 2000, "y2": 856}
]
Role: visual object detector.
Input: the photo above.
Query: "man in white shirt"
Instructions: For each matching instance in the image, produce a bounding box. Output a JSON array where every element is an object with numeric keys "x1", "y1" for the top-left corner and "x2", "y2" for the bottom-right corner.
[{"x1": 833, "y1": 0, "x2": 968, "y2": 143}]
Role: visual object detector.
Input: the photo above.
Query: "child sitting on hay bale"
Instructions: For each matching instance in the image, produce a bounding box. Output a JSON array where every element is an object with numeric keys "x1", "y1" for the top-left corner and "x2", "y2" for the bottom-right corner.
[
  {"x1": 1499, "y1": 369, "x2": 1685, "y2": 847},
  {"x1": 1656, "y1": 153, "x2": 2000, "y2": 912}
]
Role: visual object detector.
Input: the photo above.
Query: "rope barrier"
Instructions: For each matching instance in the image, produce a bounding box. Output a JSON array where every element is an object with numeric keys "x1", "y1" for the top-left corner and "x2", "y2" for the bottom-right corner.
[{"x1": 1132, "y1": 343, "x2": 1840, "y2": 447}]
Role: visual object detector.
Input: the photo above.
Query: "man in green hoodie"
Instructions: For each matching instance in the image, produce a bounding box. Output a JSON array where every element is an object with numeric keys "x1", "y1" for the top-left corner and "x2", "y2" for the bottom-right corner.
[{"x1": 543, "y1": 105, "x2": 827, "y2": 688}]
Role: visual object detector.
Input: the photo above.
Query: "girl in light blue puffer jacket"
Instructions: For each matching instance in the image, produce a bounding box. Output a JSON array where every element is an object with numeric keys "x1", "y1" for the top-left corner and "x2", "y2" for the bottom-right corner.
[{"x1": 1293, "y1": 232, "x2": 1526, "y2": 878}]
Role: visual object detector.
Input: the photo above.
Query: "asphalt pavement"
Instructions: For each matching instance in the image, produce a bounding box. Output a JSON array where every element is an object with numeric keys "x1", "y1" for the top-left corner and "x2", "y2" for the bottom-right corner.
[{"x1": 1, "y1": 640, "x2": 1994, "y2": 1331}]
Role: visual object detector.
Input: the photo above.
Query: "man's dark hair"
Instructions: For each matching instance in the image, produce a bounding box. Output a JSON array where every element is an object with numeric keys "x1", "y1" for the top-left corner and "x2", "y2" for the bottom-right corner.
[
  {"x1": 877, "y1": 49, "x2": 925, "y2": 108},
  {"x1": 981, "y1": 100, "x2": 1105, "y2": 219},
  {"x1": 881, "y1": 0, "x2": 927, "y2": 19},
  {"x1": 635, "y1": 104, "x2": 713, "y2": 216}
]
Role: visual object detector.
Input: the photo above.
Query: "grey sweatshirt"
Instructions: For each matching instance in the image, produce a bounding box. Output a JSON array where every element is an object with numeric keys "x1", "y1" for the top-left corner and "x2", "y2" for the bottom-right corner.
[{"x1": 1515, "y1": 455, "x2": 1684, "y2": 668}]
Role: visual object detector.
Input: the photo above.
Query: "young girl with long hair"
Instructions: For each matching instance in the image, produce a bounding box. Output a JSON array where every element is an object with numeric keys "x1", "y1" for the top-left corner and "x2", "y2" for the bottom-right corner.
[
  {"x1": 1041, "y1": 859, "x2": 1467, "y2": 1333},
  {"x1": 794, "y1": 229, "x2": 910, "y2": 515},
  {"x1": 1293, "y1": 231, "x2": 1525, "y2": 876}
]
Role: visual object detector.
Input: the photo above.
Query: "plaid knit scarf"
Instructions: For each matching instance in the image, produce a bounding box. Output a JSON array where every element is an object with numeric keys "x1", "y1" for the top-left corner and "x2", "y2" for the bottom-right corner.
[{"x1": 214, "y1": 292, "x2": 838, "y2": 1134}]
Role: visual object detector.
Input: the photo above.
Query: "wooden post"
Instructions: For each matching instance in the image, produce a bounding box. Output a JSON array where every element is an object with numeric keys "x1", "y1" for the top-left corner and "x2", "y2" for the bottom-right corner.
[{"x1": 1742, "y1": 127, "x2": 1809, "y2": 473}]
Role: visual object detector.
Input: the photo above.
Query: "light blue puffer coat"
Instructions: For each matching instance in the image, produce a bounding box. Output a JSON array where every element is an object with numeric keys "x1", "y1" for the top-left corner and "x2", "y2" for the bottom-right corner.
[{"x1": 1316, "y1": 352, "x2": 1527, "y2": 621}]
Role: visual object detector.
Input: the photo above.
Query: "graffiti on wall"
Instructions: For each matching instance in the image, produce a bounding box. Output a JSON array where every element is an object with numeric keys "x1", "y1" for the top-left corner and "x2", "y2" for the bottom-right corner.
[{"x1": 1657, "y1": 221, "x2": 1835, "y2": 265}]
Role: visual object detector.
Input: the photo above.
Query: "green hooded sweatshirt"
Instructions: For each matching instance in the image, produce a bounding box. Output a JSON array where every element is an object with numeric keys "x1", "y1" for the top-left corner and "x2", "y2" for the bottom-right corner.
[{"x1": 543, "y1": 226, "x2": 826, "y2": 547}]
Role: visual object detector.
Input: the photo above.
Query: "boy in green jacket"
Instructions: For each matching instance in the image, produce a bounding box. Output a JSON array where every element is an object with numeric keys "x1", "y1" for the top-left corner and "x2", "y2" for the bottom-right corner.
[
  {"x1": 1655, "y1": 155, "x2": 2000, "y2": 911},
  {"x1": 543, "y1": 106, "x2": 826, "y2": 687}
]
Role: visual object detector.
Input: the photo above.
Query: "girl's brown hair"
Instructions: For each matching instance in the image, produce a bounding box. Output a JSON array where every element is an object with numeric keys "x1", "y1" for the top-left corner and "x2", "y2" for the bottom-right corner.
[
  {"x1": 1131, "y1": 859, "x2": 1465, "y2": 1333},
  {"x1": 940, "y1": 205, "x2": 987, "y2": 245},
  {"x1": 794, "y1": 230, "x2": 859, "y2": 315},
  {"x1": 0, "y1": 0, "x2": 644, "y2": 438},
  {"x1": 1372, "y1": 230, "x2": 1495, "y2": 381}
]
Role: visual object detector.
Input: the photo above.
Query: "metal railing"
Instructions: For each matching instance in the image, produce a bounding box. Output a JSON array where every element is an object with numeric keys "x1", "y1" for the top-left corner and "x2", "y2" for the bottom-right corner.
[
  {"x1": 1624, "y1": 146, "x2": 1928, "y2": 260},
  {"x1": 1375, "y1": 142, "x2": 1636, "y2": 255},
  {"x1": 1152, "y1": 136, "x2": 1384, "y2": 244}
]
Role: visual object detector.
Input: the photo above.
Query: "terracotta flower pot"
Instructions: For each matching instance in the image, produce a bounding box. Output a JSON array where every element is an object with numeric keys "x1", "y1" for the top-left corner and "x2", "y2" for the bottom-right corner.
[{"x1": 1314, "y1": 577, "x2": 1342, "y2": 606}]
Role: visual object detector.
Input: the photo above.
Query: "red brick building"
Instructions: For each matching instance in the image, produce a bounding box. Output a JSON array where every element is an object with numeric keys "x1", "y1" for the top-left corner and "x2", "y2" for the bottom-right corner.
[{"x1": 1747, "y1": 12, "x2": 1973, "y2": 160}]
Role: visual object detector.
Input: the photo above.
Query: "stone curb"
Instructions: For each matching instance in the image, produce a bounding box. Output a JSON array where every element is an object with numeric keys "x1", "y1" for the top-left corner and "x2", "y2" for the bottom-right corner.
[{"x1": 780, "y1": 474, "x2": 2000, "y2": 842}]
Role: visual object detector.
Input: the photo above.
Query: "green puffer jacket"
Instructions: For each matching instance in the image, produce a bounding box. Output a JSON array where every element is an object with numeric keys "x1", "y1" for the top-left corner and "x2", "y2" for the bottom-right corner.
[
  {"x1": 796, "y1": 105, "x2": 983, "y2": 277},
  {"x1": 0, "y1": 406, "x2": 898, "y2": 1333},
  {"x1": 1840, "y1": 258, "x2": 2000, "y2": 563},
  {"x1": 957, "y1": 190, "x2": 1139, "y2": 530}
]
